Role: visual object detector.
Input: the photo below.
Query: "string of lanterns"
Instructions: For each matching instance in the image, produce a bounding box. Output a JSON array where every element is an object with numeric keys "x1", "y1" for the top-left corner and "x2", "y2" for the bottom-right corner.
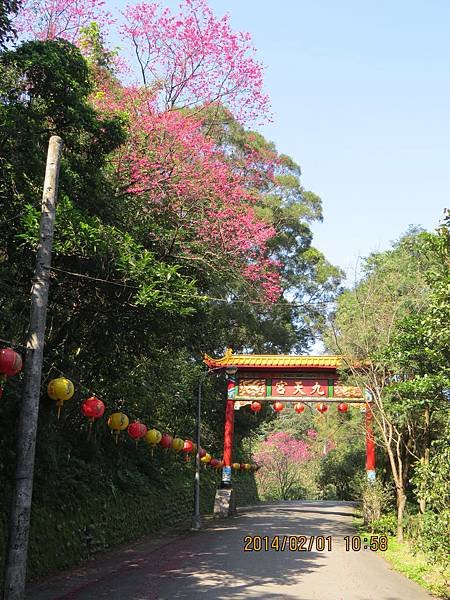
[
  {"x1": 52, "y1": 383, "x2": 259, "y2": 471},
  {"x1": 0, "y1": 347, "x2": 259, "y2": 472},
  {"x1": 4, "y1": 348, "x2": 300, "y2": 487},
  {"x1": 249, "y1": 400, "x2": 350, "y2": 414}
]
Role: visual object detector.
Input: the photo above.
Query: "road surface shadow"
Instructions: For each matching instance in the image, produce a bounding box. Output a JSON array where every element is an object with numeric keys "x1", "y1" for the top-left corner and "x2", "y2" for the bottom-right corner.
[{"x1": 27, "y1": 507, "x2": 330, "y2": 600}]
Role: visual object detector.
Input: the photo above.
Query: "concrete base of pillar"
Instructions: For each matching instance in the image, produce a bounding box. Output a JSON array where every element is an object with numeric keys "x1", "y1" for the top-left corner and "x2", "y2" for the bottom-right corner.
[
  {"x1": 366, "y1": 470, "x2": 376, "y2": 482},
  {"x1": 213, "y1": 488, "x2": 237, "y2": 518}
]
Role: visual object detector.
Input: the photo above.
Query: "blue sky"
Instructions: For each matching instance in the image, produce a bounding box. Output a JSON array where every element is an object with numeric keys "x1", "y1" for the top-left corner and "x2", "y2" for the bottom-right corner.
[
  {"x1": 112, "y1": 0, "x2": 449, "y2": 276},
  {"x1": 204, "y1": 1, "x2": 450, "y2": 276}
]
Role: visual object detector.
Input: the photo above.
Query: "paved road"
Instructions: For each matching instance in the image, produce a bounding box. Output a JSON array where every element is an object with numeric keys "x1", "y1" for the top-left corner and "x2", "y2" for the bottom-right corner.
[{"x1": 27, "y1": 501, "x2": 436, "y2": 600}]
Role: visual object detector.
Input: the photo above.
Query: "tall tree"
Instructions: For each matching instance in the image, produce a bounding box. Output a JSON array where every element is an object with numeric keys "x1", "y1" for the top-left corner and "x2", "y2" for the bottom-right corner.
[
  {"x1": 326, "y1": 230, "x2": 439, "y2": 540},
  {"x1": 328, "y1": 227, "x2": 450, "y2": 540},
  {"x1": 383, "y1": 216, "x2": 450, "y2": 512}
]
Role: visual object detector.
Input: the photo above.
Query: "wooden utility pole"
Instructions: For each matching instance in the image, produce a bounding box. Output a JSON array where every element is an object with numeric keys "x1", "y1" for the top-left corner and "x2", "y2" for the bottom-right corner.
[{"x1": 3, "y1": 136, "x2": 63, "y2": 600}]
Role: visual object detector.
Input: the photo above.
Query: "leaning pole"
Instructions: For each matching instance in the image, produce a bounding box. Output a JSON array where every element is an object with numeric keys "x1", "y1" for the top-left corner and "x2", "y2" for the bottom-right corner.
[{"x1": 4, "y1": 136, "x2": 63, "y2": 600}]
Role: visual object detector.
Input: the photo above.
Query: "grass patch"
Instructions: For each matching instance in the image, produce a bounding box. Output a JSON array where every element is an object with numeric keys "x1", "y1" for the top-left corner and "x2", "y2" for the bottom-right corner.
[{"x1": 353, "y1": 521, "x2": 449, "y2": 598}]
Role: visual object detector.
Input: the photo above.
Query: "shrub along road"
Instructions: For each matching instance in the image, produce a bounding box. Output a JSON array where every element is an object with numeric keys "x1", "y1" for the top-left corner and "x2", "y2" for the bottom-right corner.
[{"x1": 26, "y1": 501, "x2": 436, "y2": 600}]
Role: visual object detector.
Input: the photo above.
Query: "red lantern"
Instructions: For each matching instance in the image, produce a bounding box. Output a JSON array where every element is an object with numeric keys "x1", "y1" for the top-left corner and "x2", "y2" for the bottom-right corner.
[
  {"x1": 240, "y1": 463, "x2": 246, "y2": 470},
  {"x1": 182, "y1": 439, "x2": 194, "y2": 461},
  {"x1": 273, "y1": 401, "x2": 284, "y2": 412},
  {"x1": 294, "y1": 402, "x2": 305, "y2": 414},
  {"x1": 317, "y1": 403, "x2": 328, "y2": 414},
  {"x1": 338, "y1": 402, "x2": 349, "y2": 413},
  {"x1": 210, "y1": 458, "x2": 220, "y2": 468},
  {"x1": 250, "y1": 401, "x2": 262, "y2": 413},
  {"x1": 160, "y1": 433, "x2": 173, "y2": 449},
  {"x1": 198, "y1": 447, "x2": 207, "y2": 459},
  {"x1": 128, "y1": 421, "x2": 148, "y2": 442},
  {"x1": 81, "y1": 396, "x2": 105, "y2": 421},
  {"x1": 0, "y1": 348, "x2": 22, "y2": 377}
]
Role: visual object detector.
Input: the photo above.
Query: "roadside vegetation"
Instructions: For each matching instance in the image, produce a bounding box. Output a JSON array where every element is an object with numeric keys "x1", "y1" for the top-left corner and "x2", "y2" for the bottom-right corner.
[{"x1": 354, "y1": 517, "x2": 449, "y2": 598}]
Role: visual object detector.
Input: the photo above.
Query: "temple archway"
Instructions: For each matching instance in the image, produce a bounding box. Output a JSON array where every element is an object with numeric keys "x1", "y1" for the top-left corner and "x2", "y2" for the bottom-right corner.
[{"x1": 204, "y1": 349, "x2": 375, "y2": 513}]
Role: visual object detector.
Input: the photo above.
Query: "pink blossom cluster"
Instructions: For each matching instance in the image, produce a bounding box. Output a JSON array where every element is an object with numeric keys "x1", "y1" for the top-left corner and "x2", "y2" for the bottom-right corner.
[
  {"x1": 121, "y1": 0, "x2": 270, "y2": 123},
  {"x1": 15, "y1": 0, "x2": 113, "y2": 43},
  {"x1": 92, "y1": 82, "x2": 281, "y2": 300},
  {"x1": 15, "y1": 0, "x2": 283, "y2": 302}
]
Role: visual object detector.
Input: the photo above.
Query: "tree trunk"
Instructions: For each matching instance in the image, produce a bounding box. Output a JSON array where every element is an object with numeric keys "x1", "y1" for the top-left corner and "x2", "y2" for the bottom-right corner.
[
  {"x1": 382, "y1": 428, "x2": 408, "y2": 543},
  {"x1": 396, "y1": 489, "x2": 407, "y2": 542},
  {"x1": 419, "y1": 405, "x2": 431, "y2": 514}
]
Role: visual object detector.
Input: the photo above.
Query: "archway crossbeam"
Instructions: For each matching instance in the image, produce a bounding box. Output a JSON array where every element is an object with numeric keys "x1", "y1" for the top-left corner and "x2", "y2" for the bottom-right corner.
[{"x1": 235, "y1": 397, "x2": 367, "y2": 403}]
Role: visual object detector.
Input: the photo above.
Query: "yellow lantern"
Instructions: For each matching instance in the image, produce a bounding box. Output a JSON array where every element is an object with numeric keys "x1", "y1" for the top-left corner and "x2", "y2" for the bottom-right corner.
[
  {"x1": 47, "y1": 377, "x2": 74, "y2": 418},
  {"x1": 171, "y1": 437, "x2": 184, "y2": 452},
  {"x1": 145, "y1": 428, "x2": 162, "y2": 446},
  {"x1": 232, "y1": 463, "x2": 241, "y2": 470},
  {"x1": 201, "y1": 452, "x2": 211, "y2": 464},
  {"x1": 107, "y1": 412, "x2": 129, "y2": 443},
  {"x1": 244, "y1": 463, "x2": 252, "y2": 470}
]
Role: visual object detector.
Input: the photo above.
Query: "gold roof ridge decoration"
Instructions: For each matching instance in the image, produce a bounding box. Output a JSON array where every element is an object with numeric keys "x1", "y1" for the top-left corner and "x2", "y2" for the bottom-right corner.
[{"x1": 203, "y1": 350, "x2": 344, "y2": 370}]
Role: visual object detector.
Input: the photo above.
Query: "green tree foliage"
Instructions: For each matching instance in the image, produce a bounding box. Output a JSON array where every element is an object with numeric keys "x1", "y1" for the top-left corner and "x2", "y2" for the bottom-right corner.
[
  {"x1": 318, "y1": 446, "x2": 365, "y2": 501},
  {"x1": 0, "y1": 39, "x2": 124, "y2": 209},
  {"x1": 384, "y1": 221, "x2": 450, "y2": 462},
  {"x1": 411, "y1": 423, "x2": 450, "y2": 567},
  {"x1": 191, "y1": 105, "x2": 342, "y2": 352},
  {"x1": 326, "y1": 226, "x2": 450, "y2": 545},
  {"x1": 0, "y1": 0, "x2": 21, "y2": 49}
]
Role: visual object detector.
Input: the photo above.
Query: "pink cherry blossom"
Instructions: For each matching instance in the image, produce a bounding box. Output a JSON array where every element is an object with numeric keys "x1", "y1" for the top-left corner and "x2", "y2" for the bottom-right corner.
[
  {"x1": 15, "y1": 0, "x2": 113, "y2": 43},
  {"x1": 121, "y1": 0, "x2": 270, "y2": 124},
  {"x1": 91, "y1": 80, "x2": 281, "y2": 301}
]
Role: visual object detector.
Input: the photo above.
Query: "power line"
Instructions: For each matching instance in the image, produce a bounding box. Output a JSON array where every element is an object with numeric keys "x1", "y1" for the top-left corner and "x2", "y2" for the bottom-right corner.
[
  {"x1": 48, "y1": 267, "x2": 330, "y2": 308},
  {"x1": 50, "y1": 266, "x2": 140, "y2": 290},
  {"x1": 1, "y1": 267, "x2": 332, "y2": 309}
]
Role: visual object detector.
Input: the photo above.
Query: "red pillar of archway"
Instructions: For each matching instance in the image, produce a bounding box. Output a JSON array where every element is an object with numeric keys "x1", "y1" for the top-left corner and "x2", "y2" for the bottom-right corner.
[
  {"x1": 221, "y1": 373, "x2": 236, "y2": 487},
  {"x1": 365, "y1": 402, "x2": 376, "y2": 481}
]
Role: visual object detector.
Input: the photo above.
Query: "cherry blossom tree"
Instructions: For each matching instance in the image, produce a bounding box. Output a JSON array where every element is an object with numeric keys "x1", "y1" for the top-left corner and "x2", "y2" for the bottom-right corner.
[
  {"x1": 12, "y1": 0, "x2": 313, "y2": 302},
  {"x1": 254, "y1": 432, "x2": 313, "y2": 499}
]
